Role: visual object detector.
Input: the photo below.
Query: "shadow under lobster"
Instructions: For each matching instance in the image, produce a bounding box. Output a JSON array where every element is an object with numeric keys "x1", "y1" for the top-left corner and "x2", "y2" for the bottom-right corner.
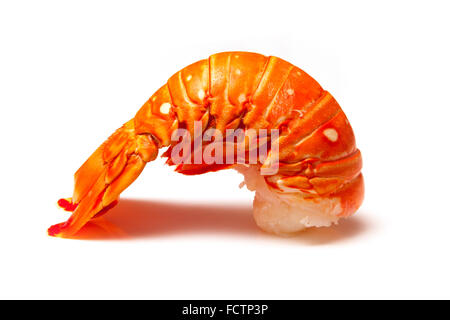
[{"x1": 65, "y1": 198, "x2": 369, "y2": 244}]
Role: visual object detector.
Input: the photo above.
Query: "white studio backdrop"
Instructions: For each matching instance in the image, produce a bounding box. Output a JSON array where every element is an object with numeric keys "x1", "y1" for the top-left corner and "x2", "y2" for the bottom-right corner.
[{"x1": 0, "y1": 0, "x2": 449, "y2": 299}]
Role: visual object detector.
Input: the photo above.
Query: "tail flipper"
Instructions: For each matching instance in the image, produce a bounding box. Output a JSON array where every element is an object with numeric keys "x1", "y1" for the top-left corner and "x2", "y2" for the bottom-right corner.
[{"x1": 48, "y1": 120, "x2": 158, "y2": 237}]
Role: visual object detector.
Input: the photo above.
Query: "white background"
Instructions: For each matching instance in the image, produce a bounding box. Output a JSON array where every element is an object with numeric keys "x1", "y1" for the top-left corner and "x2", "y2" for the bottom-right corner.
[{"x1": 1, "y1": 0, "x2": 449, "y2": 299}]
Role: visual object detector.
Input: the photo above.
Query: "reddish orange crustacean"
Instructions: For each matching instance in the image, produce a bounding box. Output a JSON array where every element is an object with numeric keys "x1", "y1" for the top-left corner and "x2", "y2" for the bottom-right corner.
[{"x1": 49, "y1": 52, "x2": 364, "y2": 238}]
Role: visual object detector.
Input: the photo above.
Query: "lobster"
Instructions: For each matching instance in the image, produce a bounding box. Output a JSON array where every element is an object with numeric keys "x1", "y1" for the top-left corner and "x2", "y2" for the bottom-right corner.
[{"x1": 49, "y1": 51, "x2": 364, "y2": 237}]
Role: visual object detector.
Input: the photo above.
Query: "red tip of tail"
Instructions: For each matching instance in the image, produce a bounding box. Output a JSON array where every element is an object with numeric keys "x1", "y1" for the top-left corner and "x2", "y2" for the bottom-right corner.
[
  {"x1": 48, "y1": 222, "x2": 65, "y2": 237},
  {"x1": 48, "y1": 216, "x2": 73, "y2": 237},
  {"x1": 57, "y1": 198, "x2": 78, "y2": 212}
]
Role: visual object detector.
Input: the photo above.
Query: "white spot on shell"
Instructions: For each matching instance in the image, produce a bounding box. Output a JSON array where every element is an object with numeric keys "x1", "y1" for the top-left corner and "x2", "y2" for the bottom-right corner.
[
  {"x1": 323, "y1": 128, "x2": 338, "y2": 142},
  {"x1": 287, "y1": 89, "x2": 294, "y2": 96},
  {"x1": 235, "y1": 55, "x2": 239, "y2": 58},
  {"x1": 238, "y1": 94, "x2": 246, "y2": 104},
  {"x1": 159, "y1": 102, "x2": 171, "y2": 115},
  {"x1": 198, "y1": 89, "x2": 205, "y2": 100},
  {"x1": 292, "y1": 109, "x2": 304, "y2": 117},
  {"x1": 186, "y1": 75, "x2": 192, "y2": 81},
  {"x1": 152, "y1": 96, "x2": 156, "y2": 102},
  {"x1": 236, "y1": 69, "x2": 241, "y2": 75}
]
